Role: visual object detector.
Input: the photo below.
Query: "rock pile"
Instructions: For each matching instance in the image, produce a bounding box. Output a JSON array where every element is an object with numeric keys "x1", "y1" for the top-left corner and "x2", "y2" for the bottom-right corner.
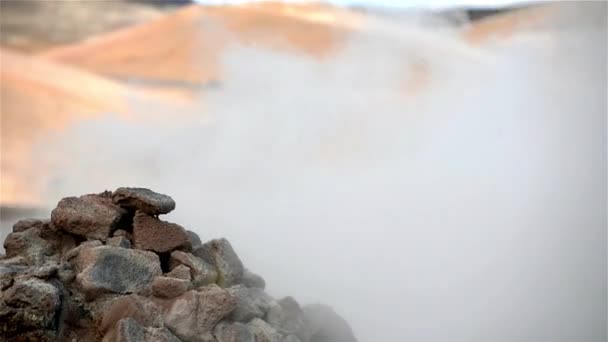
[{"x1": 0, "y1": 188, "x2": 357, "y2": 342}]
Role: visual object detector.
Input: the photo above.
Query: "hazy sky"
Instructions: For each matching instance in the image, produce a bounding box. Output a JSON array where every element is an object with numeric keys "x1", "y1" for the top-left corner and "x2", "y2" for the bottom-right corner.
[{"x1": 193, "y1": 0, "x2": 537, "y2": 9}]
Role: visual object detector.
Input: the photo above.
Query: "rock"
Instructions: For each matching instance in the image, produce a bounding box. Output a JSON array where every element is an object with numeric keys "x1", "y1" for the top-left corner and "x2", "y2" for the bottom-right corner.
[
  {"x1": 267, "y1": 297, "x2": 311, "y2": 342},
  {"x1": 0, "y1": 278, "x2": 62, "y2": 339},
  {"x1": 107, "y1": 236, "x2": 131, "y2": 249},
  {"x1": 0, "y1": 260, "x2": 28, "y2": 291},
  {"x1": 161, "y1": 285, "x2": 237, "y2": 342},
  {"x1": 132, "y1": 212, "x2": 191, "y2": 253},
  {"x1": 165, "y1": 264, "x2": 191, "y2": 281},
  {"x1": 73, "y1": 245, "x2": 162, "y2": 298},
  {"x1": 242, "y1": 269, "x2": 266, "y2": 289},
  {"x1": 12, "y1": 218, "x2": 43, "y2": 233},
  {"x1": 303, "y1": 304, "x2": 357, "y2": 342},
  {"x1": 32, "y1": 264, "x2": 59, "y2": 279},
  {"x1": 283, "y1": 335, "x2": 302, "y2": 342},
  {"x1": 51, "y1": 194, "x2": 127, "y2": 241},
  {"x1": 3, "y1": 227, "x2": 58, "y2": 266},
  {"x1": 248, "y1": 318, "x2": 284, "y2": 342},
  {"x1": 214, "y1": 321, "x2": 255, "y2": 342},
  {"x1": 112, "y1": 187, "x2": 175, "y2": 215},
  {"x1": 152, "y1": 276, "x2": 191, "y2": 298},
  {"x1": 194, "y1": 238, "x2": 244, "y2": 287},
  {"x1": 168, "y1": 250, "x2": 216, "y2": 287},
  {"x1": 103, "y1": 317, "x2": 181, "y2": 342},
  {"x1": 62, "y1": 240, "x2": 103, "y2": 263},
  {"x1": 113, "y1": 229, "x2": 132, "y2": 240},
  {"x1": 100, "y1": 295, "x2": 163, "y2": 334},
  {"x1": 57, "y1": 262, "x2": 76, "y2": 284},
  {"x1": 188, "y1": 230, "x2": 203, "y2": 248},
  {"x1": 228, "y1": 285, "x2": 275, "y2": 322}
]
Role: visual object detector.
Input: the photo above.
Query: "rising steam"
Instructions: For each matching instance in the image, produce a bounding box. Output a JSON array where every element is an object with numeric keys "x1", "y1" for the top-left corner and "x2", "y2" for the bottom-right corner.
[{"x1": 29, "y1": 3, "x2": 606, "y2": 341}]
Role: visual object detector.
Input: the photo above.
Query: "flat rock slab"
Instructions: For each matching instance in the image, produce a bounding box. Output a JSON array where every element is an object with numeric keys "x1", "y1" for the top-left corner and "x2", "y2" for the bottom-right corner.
[
  {"x1": 73, "y1": 245, "x2": 161, "y2": 298},
  {"x1": 194, "y1": 238, "x2": 244, "y2": 288},
  {"x1": 132, "y1": 212, "x2": 191, "y2": 253},
  {"x1": 51, "y1": 194, "x2": 126, "y2": 241},
  {"x1": 112, "y1": 187, "x2": 175, "y2": 215}
]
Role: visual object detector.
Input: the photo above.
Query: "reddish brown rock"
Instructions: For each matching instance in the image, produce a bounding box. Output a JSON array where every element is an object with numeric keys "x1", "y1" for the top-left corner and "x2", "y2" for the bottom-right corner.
[
  {"x1": 100, "y1": 295, "x2": 163, "y2": 334},
  {"x1": 112, "y1": 187, "x2": 175, "y2": 215},
  {"x1": 51, "y1": 194, "x2": 127, "y2": 241},
  {"x1": 165, "y1": 264, "x2": 191, "y2": 281},
  {"x1": 152, "y1": 276, "x2": 191, "y2": 298},
  {"x1": 160, "y1": 285, "x2": 237, "y2": 342},
  {"x1": 132, "y1": 212, "x2": 191, "y2": 253}
]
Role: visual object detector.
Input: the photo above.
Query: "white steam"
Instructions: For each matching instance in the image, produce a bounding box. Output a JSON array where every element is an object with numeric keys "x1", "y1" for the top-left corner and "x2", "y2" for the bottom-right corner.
[{"x1": 32, "y1": 4, "x2": 606, "y2": 342}]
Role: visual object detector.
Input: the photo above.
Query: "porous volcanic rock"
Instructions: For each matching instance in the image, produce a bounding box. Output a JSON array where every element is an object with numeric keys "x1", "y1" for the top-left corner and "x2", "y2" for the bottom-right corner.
[
  {"x1": 132, "y1": 211, "x2": 191, "y2": 253},
  {"x1": 73, "y1": 245, "x2": 162, "y2": 298},
  {"x1": 0, "y1": 187, "x2": 357, "y2": 342}
]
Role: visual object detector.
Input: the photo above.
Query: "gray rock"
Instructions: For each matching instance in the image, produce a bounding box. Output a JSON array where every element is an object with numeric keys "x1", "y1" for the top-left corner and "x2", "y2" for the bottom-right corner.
[
  {"x1": 112, "y1": 187, "x2": 176, "y2": 215},
  {"x1": 0, "y1": 260, "x2": 28, "y2": 291},
  {"x1": 267, "y1": 297, "x2": 311, "y2": 342},
  {"x1": 228, "y1": 284, "x2": 276, "y2": 322},
  {"x1": 283, "y1": 335, "x2": 302, "y2": 342},
  {"x1": 194, "y1": 238, "x2": 244, "y2": 288},
  {"x1": 165, "y1": 264, "x2": 191, "y2": 281},
  {"x1": 103, "y1": 317, "x2": 181, "y2": 342},
  {"x1": 132, "y1": 212, "x2": 191, "y2": 253},
  {"x1": 152, "y1": 276, "x2": 191, "y2": 298},
  {"x1": 32, "y1": 264, "x2": 59, "y2": 279},
  {"x1": 51, "y1": 194, "x2": 127, "y2": 241},
  {"x1": 168, "y1": 250, "x2": 217, "y2": 287},
  {"x1": 188, "y1": 230, "x2": 203, "y2": 248},
  {"x1": 161, "y1": 285, "x2": 237, "y2": 342},
  {"x1": 73, "y1": 245, "x2": 162, "y2": 298},
  {"x1": 113, "y1": 229, "x2": 132, "y2": 240},
  {"x1": 0, "y1": 278, "x2": 62, "y2": 339},
  {"x1": 107, "y1": 236, "x2": 131, "y2": 249},
  {"x1": 214, "y1": 321, "x2": 255, "y2": 342},
  {"x1": 12, "y1": 218, "x2": 44, "y2": 233},
  {"x1": 303, "y1": 304, "x2": 357, "y2": 342},
  {"x1": 248, "y1": 318, "x2": 284, "y2": 342},
  {"x1": 3, "y1": 227, "x2": 58, "y2": 266},
  {"x1": 242, "y1": 268, "x2": 266, "y2": 289}
]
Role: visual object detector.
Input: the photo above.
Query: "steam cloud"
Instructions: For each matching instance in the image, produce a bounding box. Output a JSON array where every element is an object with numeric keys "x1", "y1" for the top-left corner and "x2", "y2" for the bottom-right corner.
[{"x1": 28, "y1": 3, "x2": 607, "y2": 341}]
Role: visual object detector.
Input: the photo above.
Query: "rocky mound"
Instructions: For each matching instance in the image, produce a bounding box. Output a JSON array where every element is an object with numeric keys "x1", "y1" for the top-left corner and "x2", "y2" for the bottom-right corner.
[{"x1": 0, "y1": 188, "x2": 357, "y2": 342}]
